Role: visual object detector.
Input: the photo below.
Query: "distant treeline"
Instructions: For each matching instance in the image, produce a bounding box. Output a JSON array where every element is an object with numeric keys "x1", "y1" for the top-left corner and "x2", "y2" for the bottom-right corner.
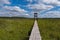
[
  {"x1": 0, "y1": 17, "x2": 60, "y2": 19},
  {"x1": 0, "y1": 17, "x2": 34, "y2": 20}
]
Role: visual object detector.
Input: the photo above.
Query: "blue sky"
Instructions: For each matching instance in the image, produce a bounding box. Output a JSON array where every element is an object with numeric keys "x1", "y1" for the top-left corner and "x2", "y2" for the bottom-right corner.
[{"x1": 0, "y1": 0, "x2": 60, "y2": 18}]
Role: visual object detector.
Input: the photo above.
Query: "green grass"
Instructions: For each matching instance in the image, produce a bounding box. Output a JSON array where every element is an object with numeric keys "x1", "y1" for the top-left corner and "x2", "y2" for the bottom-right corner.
[
  {"x1": 0, "y1": 18, "x2": 60, "y2": 40},
  {"x1": 38, "y1": 18, "x2": 60, "y2": 40},
  {"x1": 0, "y1": 18, "x2": 34, "y2": 40}
]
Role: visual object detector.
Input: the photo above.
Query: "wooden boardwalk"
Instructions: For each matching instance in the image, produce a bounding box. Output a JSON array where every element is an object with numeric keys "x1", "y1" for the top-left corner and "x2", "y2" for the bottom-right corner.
[{"x1": 29, "y1": 20, "x2": 41, "y2": 40}]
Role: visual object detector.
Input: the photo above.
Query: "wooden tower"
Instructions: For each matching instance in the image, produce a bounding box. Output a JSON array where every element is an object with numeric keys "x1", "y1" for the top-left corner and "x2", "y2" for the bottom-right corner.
[{"x1": 34, "y1": 13, "x2": 38, "y2": 20}]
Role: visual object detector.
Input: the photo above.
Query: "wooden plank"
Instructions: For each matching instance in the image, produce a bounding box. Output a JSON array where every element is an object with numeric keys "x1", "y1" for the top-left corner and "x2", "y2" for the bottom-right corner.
[{"x1": 29, "y1": 20, "x2": 41, "y2": 40}]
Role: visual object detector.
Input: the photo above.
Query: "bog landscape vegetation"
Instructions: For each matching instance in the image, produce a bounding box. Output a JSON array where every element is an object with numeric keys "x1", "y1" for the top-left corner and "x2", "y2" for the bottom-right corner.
[{"x1": 0, "y1": 18, "x2": 60, "y2": 40}]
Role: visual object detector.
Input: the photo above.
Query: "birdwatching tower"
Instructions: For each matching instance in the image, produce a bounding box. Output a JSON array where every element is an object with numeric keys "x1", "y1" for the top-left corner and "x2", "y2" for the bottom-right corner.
[{"x1": 34, "y1": 13, "x2": 38, "y2": 20}]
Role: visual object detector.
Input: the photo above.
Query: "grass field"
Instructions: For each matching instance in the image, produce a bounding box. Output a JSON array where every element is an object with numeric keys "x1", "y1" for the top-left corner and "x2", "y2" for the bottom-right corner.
[
  {"x1": 0, "y1": 18, "x2": 60, "y2": 40},
  {"x1": 0, "y1": 18, "x2": 34, "y2": 40},
  {"x1": 38, "y1": 18, "x2": 60, "y2": 40}
]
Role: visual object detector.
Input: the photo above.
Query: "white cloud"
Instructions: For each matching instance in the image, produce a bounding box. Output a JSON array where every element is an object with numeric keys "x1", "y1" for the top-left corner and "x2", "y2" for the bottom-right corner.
[
  {"x1": 27, "y1": 3, "x2": 53, "y2": 12},
  {"x1": 0, "y1": 0, "x2": 10, "y2": 5},
  {"x1": 0, "y1": 0, "x2": 60, "y2": 18},
  {"x1": 29, "y1": 0, "x2": 60, "y2": 6},
  {"x1": 0, "y1": 6, "x2": 29, "y2": 17},
  {"x1": 0, "y1": 0, "x2": 10, "y2": 7},
  {"x1": 26, "y1": 0, "x2": 57, "y2": 13},
  {"x1": 42, "y1": 0, "x2": 60, "y2": 6},
  {"x1": 26, "y1": 0, "x2": 60, "y2": 12},
  {"x1": 0, "y1": 0, "x2": 29, "y2": 17},
  {"x1": 27, "y1": 0, "x2": 41, "y2": 3},
  {"x1": 40, "y1": 11, "x2": 60, "y2": 18},
  {"x1": 2, "y1": 0, "x2": 10, "y2": 4},
  {"x1": 27, "y1": 0, "x2": 33, "y2": 3},
  {"x1": 4, "y1": 6, "x2": 27, "y2": 13},
  {"x1": 28, "y1": 4, "x2": 53, "y2": 10},
  {"x1": 25, "y1": 14, "x2": 29, "y2": 16}
]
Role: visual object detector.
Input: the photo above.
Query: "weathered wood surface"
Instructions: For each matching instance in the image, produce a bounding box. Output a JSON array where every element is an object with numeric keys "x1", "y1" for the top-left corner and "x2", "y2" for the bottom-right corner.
[{"x1": 29, "y1": 20, "x2": 41, "y2": 40}]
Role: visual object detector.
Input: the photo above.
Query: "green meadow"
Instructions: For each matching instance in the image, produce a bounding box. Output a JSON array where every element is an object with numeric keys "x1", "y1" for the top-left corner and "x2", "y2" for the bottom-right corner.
[
  {"x1": 0, "y1": 18, "x2": 60, "y2": 40},
  {"x1": 0, "y1": 18, "x2": 34, "y2": 40},
  {"x1": 38, "y1": 18, "x2": 60, "y2": 40}
]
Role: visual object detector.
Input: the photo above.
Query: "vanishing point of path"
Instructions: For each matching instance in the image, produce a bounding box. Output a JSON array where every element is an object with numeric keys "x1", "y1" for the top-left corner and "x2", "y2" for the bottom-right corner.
[{"x1": 29, "y1": 20, "x2": 42, "y2": 40}]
